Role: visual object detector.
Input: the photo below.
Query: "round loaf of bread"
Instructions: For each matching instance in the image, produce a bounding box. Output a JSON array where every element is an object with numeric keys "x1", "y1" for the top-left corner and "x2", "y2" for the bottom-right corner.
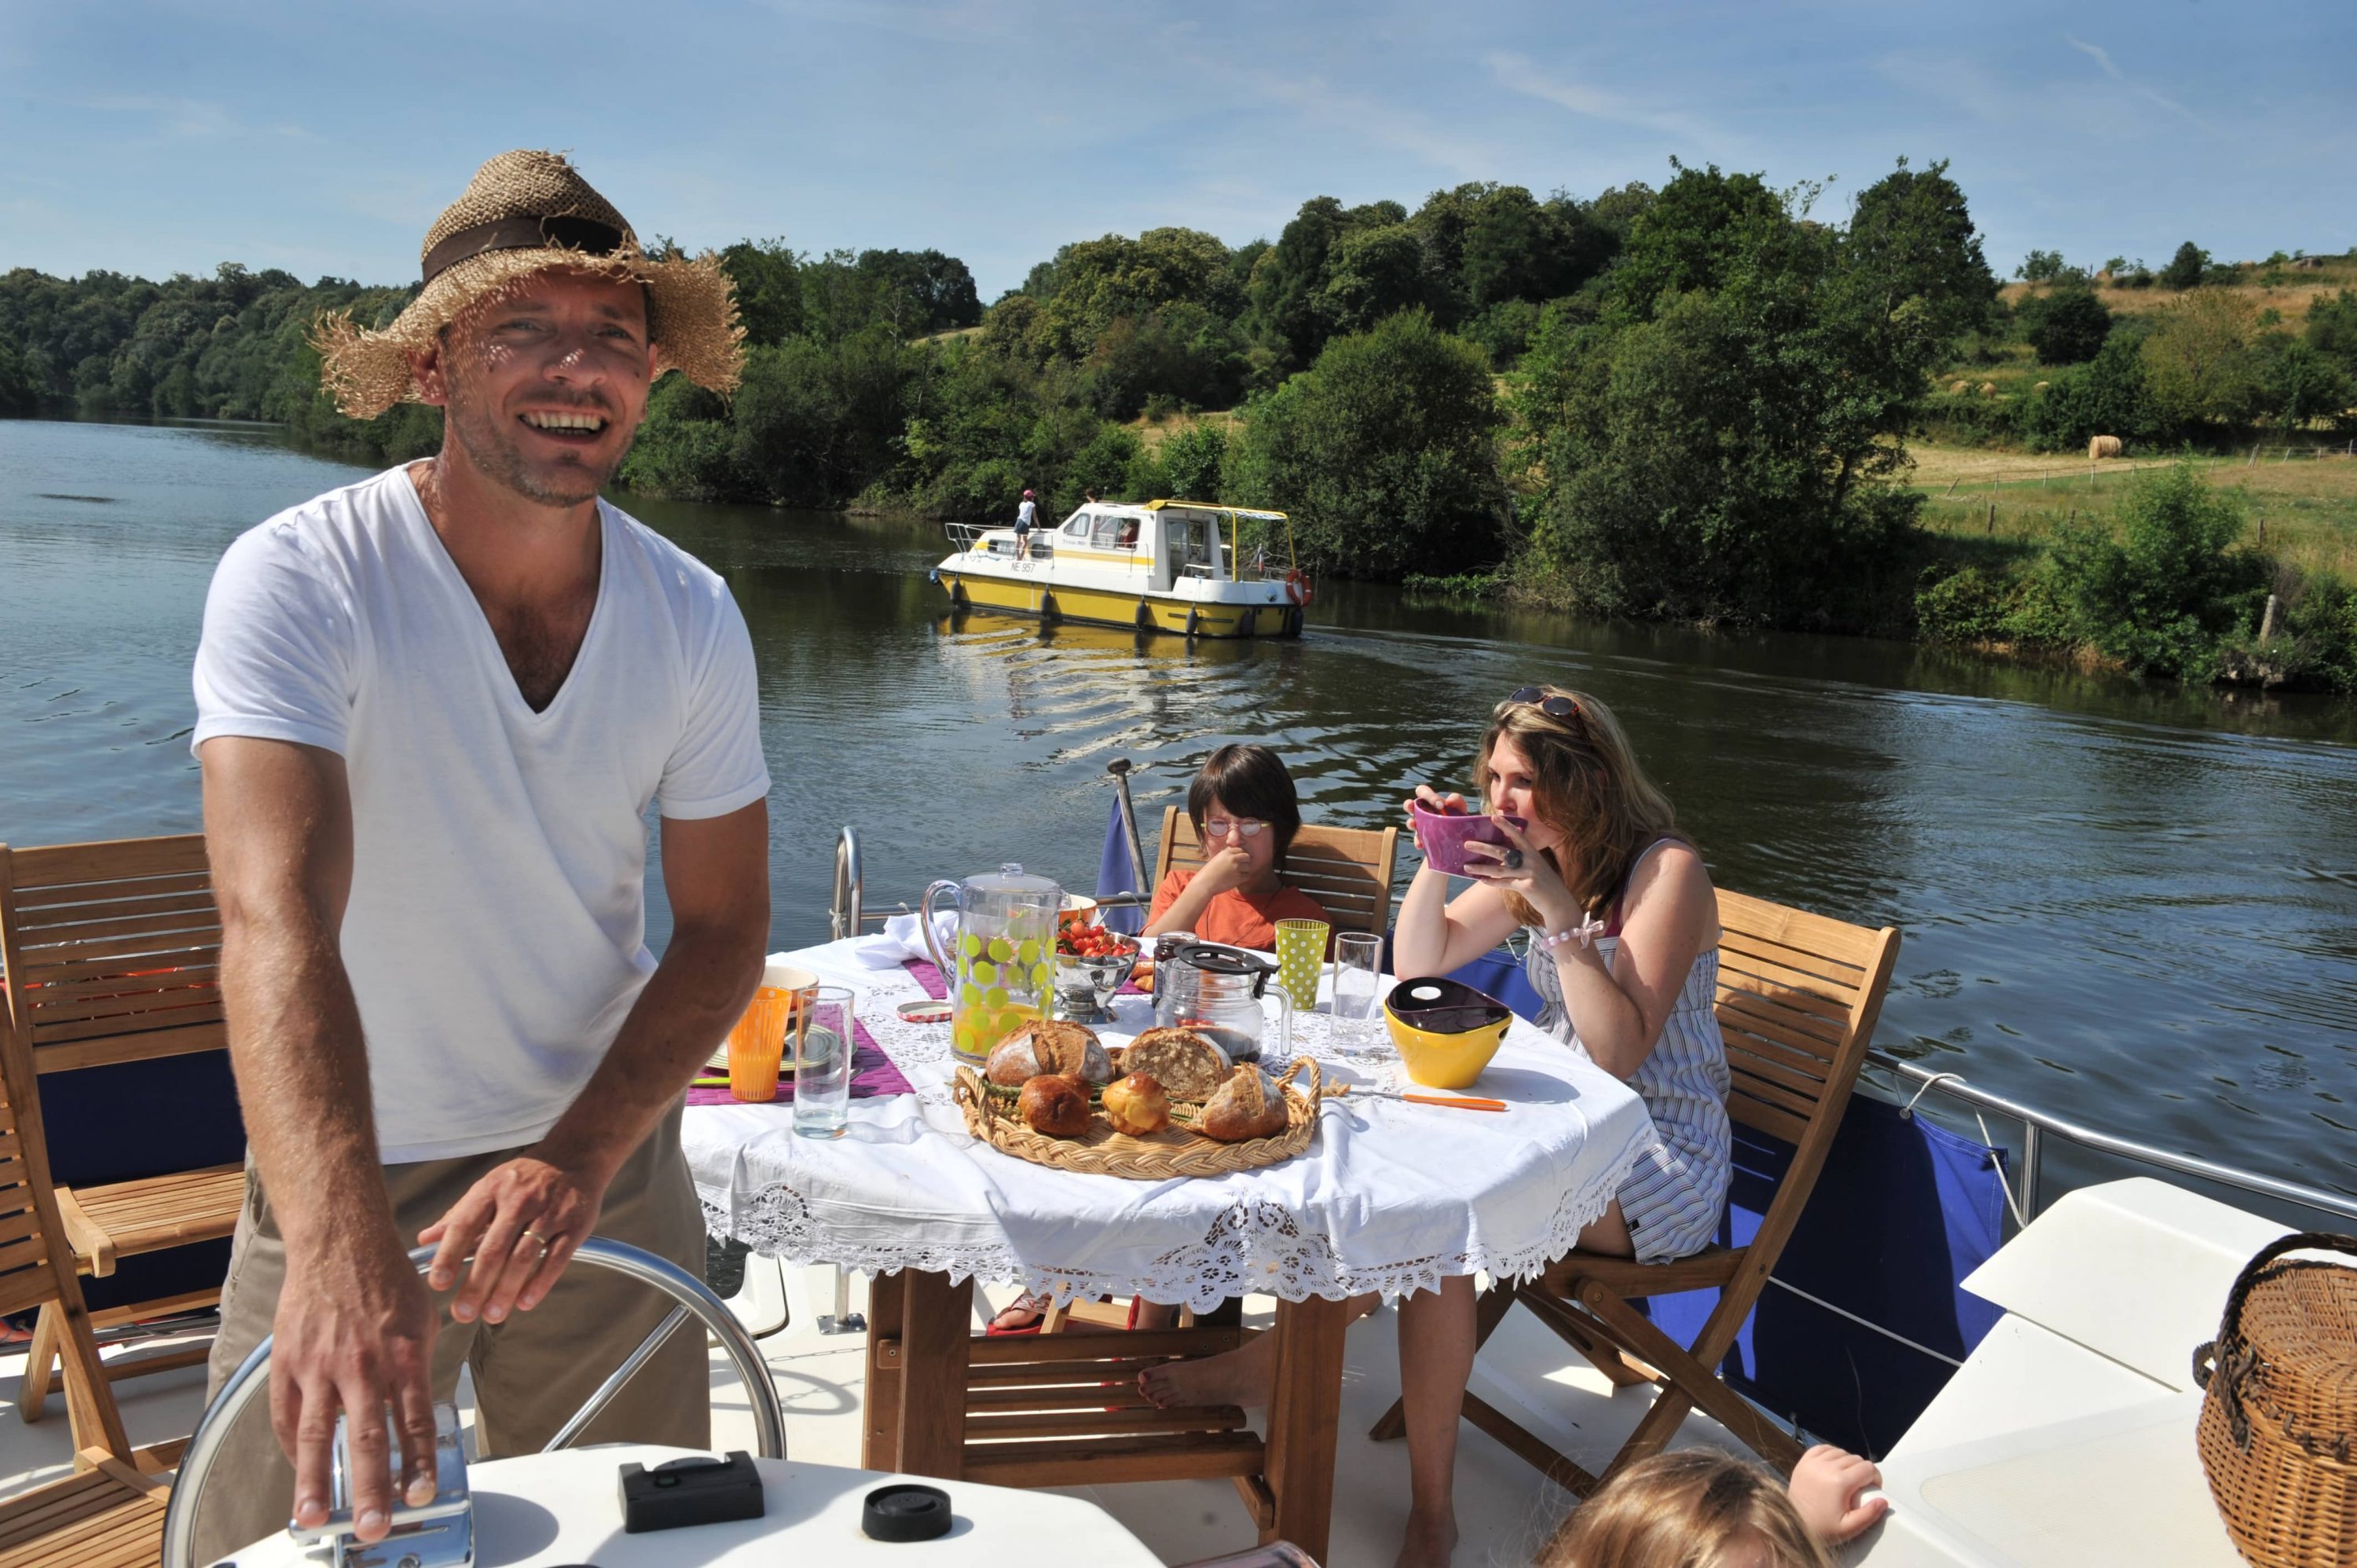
[
  {"x1": 1017, "y1": 1073, "x2": 1092, "y2": 1138},
  {"x1": 1196, "y1": 1064, "x2": 1289, "y2": 1142},
  {"x1": 987, "y1": 1018, "x2": 1113, "y2": 1087},
  {"x1": 1121, "y1": 1027, "x2": 1230, "y2": 1101}
]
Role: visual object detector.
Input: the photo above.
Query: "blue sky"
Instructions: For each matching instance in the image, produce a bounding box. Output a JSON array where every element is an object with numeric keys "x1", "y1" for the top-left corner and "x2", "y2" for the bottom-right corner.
[{"x1": 5, "y1": 2, "x2": 2352, "y2": 298}]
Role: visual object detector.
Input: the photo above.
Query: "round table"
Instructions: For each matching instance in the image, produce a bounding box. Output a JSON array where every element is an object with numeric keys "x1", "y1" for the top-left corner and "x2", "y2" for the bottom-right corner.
[
  {"x1": 225, "y1": 1445, "x2": 1164, "y2": 1566},
  {"x1": 684, "y1": 935, "x2": 1654, "y2": 1560}
]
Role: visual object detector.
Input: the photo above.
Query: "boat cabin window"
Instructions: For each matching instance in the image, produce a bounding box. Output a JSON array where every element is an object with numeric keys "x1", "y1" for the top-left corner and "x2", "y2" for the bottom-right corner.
[
  {"x1": 1168, "y1": 513, "x2": 1222, "y2": 577},
  {"x1": 1090, "y1": 514, "x2": 1130, "y2": 551},
  {"x1": 1062, "y1": 513, "x2": 1091, "y2": 537}
]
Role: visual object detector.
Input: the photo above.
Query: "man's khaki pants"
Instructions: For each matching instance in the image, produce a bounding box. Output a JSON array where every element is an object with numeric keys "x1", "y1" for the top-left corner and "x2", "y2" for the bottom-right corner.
[{"x1": 191, "y1": 1108, "x2": 709, "y2": 1564}]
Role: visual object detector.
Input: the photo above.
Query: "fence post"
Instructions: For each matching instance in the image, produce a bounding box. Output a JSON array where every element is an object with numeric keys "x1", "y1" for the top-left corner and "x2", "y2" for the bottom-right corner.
[
  {"x1": 2260, "y1": 594, "x2": 2282, "y2": 642},
  {"x1": 1986, "y1": 501, "x2": 1996, "y2": 535}
]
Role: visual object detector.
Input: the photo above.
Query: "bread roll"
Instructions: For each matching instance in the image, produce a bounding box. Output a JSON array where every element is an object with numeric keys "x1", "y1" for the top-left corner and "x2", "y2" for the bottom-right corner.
[
  {"x1": 1017, "y1": 1074, "x2": 1092, "y2": 1138},
  {"x1": 1197, "y1": 1064, "x2": 1289, "y2": 1142},
  {"x1": 1122, "y1": 1027, "x2": 1230, "y2": 1101},
  {"x1": 988, "y1": 1018, "x2": 1113, "y2": 1087},
  {"x1": 1102, "y1": 1072, "x2": 1171, "y2": 1137}
]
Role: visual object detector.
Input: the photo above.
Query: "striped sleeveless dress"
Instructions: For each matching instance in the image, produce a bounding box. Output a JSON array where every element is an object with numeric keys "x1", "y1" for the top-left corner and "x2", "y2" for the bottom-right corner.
[{"x1": 1523, "y1": 841, "x2": 1731, "y2": 1263}]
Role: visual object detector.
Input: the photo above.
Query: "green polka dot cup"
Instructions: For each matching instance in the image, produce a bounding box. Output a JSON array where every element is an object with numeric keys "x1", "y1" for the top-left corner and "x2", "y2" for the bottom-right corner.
[{"x1": 1274, "y1": 918, "x2": 1329, "y2": 1013}]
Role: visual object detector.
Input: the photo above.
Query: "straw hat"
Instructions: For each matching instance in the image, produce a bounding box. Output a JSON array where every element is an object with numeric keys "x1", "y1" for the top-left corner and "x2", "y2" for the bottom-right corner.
[{"x1": 313, "y1": 150, "x2": 743, "y2": 419}]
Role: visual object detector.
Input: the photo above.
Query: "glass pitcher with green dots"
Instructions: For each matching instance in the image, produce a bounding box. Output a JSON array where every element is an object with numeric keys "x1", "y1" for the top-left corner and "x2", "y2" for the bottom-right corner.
[{"x1": 919, "y1": 863, "x2": 1065, "y2": 1064}]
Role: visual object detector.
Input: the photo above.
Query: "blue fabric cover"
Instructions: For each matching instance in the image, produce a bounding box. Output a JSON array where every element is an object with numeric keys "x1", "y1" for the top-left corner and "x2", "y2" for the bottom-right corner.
[
  {"x1": 1639, "y1": 1094, "x2": 2009, "y2": 1457},
  {"x1": 37, "y1": 1051, "x2": 246, "y2": 1317},
  {"x1": 1094, "y1": 797, "x2": 1147, "y2": 936}
]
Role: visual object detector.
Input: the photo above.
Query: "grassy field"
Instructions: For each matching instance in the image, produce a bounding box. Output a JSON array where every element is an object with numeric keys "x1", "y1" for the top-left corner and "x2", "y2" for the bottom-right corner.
[
  {"x1": 1905, "y1": 438, "x2": 2357, "y2": 578},
  {"x1": 2000, "y1": 255, "x2": 2357, "y2": 329}
]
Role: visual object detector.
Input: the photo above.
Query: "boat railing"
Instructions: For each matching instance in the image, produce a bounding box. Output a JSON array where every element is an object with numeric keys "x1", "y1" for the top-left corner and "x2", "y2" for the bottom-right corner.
[
  {"x1": 1862, "y1": 1050, "x2": 2357, "y2": 1229},
  {"x1": 944, "y1": 521, "x2": 1050, "y2": 560}
]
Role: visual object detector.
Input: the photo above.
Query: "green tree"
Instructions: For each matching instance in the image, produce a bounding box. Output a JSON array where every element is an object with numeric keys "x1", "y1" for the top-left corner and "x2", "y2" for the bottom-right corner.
[
  {"x1": 2016, "y1": 250, "x2": 2066, "y2": 282},
  {"x1": 0, "y1": 334, "x2": 43, "y2": 414},
  {"x1": 2142, "y1": 291, "x2": 2263, "y2": 431},
  {"x1": 719, "y1": 239, "x2": 804, "y2": 345},
  {"x1": 1157, "y1": 421, "x2": 1228, "y2": 501},
  {"x1": 1842, "y1": 159, "x2": 2000, "y2": 346},
  {"x1": 2160, "y1": 240, "x2": 2209, "y2": 291},
  {"x1": 2256, "y1": 336, "x2": 2354, "y2": 439},
  {"x1": 1607, "y1": 163, "x2": 1791, "y2": 321},
  {"x1": 2048, "y1": 461, "x2": 2263, "y2": 676},
  {"x1": 1226, "y1": 310, "x2": 1505, "y2": 579},
  {"x1": 2306, "y1": 288, "x2": 2357, "y2": 372},
  {"x1": 2022, "y1": 278, "x2": 2113, "y2": 365},
  {"x1": 2019, "y1": 321, "x2": 2159, "y2": 452}
]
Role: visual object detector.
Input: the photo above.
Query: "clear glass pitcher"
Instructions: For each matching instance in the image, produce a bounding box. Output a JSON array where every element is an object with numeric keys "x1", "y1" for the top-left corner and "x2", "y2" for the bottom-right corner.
[
  {"x1": 1153, "y1": 941, "x2": 1292, "y2": 1064},
  {"x1": 921, "y1": 863, "x2": 1065, "y2": 1063}
]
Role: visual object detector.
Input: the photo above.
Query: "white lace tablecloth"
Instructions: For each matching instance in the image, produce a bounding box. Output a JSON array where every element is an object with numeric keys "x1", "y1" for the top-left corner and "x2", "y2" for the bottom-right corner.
[{"x1": 684, "y1": 937, "x2": 1655, "y2": 1311}]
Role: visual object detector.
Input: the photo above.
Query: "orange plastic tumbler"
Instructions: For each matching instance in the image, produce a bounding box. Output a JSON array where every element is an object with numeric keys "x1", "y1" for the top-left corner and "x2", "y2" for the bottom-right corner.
[{"x1": 728, "y1": 962, "x2": 813, "y2": 1102}]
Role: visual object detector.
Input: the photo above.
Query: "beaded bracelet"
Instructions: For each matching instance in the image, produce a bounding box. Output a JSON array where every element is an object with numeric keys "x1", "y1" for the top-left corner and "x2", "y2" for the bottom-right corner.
[{"x1": 1537, "y1": 913, "x2": 1606, "y2": 952}]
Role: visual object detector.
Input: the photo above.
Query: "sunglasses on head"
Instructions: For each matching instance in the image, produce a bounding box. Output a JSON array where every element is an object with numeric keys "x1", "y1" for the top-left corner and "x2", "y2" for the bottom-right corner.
[{"x1": 1503, "y1": 685, "x2": 1580, "y2": 720}]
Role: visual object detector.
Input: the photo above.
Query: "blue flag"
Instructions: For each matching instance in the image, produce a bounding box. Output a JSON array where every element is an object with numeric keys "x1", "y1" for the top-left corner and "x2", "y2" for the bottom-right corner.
[{"x1": 1096, "y1": 796, "x2": 1146, "y2": 935}]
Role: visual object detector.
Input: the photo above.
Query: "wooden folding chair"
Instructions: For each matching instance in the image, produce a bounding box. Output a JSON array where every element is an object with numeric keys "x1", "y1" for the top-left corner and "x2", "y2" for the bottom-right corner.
[
  {"x1": 1369, "y1": 888, "x2": 1901, "y2": 1539},
  {"x1": 0, "y1": 963, "x2": 171, "y2": 1566},
  {"x1": 1153, "y1": 807, "x2": 1399, "y2": 938},
  {"x1": 0, "y1": 834, "x2": 243, "y2": 1467}
]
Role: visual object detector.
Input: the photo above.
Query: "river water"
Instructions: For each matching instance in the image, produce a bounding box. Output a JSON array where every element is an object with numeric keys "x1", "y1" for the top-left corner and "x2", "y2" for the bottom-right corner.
[{"x1": 5, "y1": 417, "x2": 2355, "y2": 1203}]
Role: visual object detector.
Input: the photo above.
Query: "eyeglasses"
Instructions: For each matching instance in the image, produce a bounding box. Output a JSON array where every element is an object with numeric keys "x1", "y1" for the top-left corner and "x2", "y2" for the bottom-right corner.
[
  {"x1": 1202, "y1": 819, "x2": 1267, "y2": 839},
  {"x1": 1503, "y1": 685, "x2": 1581, "y2": 721}
]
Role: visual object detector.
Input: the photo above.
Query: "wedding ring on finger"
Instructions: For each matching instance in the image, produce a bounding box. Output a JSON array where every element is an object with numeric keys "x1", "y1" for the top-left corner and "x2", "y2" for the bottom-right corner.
[{"x1": 521, "y1": 1227, "x2": 552, "y2": 1255}]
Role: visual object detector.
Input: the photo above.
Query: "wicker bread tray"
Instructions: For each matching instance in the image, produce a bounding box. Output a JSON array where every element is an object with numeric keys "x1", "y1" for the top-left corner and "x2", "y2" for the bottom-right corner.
[{"x1": 954, "y1": 1058, "x2": 1320, "y2": 1179}]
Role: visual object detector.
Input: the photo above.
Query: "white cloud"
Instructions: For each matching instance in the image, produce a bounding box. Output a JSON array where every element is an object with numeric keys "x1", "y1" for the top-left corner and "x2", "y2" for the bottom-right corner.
[
  {"x1": 1485, "y1": 49, "x2": 1719, "y2": 150},
  {"x1": 2063, "y1": 34, "x2": 2209, "y2": 130}
]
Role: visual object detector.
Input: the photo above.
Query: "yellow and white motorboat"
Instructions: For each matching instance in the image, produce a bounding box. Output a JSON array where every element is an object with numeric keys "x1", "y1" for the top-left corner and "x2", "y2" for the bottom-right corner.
[{"x1": 931, "y1": 500, "x2": 1310, "y2": 639}]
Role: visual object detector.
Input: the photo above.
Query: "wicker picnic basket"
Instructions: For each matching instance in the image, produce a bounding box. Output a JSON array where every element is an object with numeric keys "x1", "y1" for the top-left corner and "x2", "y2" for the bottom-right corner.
[
  {"x1": 2192, "y1": 1232, "x2": 2357, "y2": 1567},
  {"x1": 953, "y1": 1058, "x2": 1319, "y2": 1179}
]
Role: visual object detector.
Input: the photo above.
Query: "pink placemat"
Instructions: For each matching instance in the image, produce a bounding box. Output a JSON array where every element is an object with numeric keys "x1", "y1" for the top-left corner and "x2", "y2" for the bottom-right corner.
[{"x1": 686, "y1": 1013, "x2": 911, "y2": 1108}]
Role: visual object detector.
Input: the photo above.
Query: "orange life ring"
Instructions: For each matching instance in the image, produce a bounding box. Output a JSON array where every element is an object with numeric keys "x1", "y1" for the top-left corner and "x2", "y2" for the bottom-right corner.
[{"x1": 1283, "y1": 570, "x2": 1314, "y2": 606}]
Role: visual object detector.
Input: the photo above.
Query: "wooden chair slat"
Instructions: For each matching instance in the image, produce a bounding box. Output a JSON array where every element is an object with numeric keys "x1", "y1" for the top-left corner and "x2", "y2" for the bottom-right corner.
[
  {"x1": 1725, "y1": 1087, "x2": 1814, "y2": 1147},
  {"x1": 0, "y1": 1203, "x2": 46, "y2": 1252},
  {"x1": 30, "y1": 1002, "x2": 225, "y2": 1046},
  {"x1": 64, "y1": 1166, "x2": 244, "y2": 1262},
  {"x1": 19, "y1": 968, "x2": 221, "y2": 1010},
  {"x1": 17, "y1": 940, "x2": 222, "y2": 986},
  {"x1": 1713, "y1": 945, "x2": 1861, "y2": 1018},
  {"x1": 1722, "y1": 1039, "x2": 1835, "y2": 1101},
  {"x1": 32, "y1": 1022, "x2": 229, "y2": 1074},
  {"x1": 8, "y1": 837, "x2": 208, "y2": 889},
  {"x1": 1714, "y1": 889, "x2": 1882, "y2": 968},
  {"x1": 11, "y1": 907, "x2": 221, "y2": 952},
  {"x1": 1726, "y1": 1064, "x2": 1825, "y2": 1121},
  {"x1": 1714, "y1": 991, "x2": 1847, "y2": 1059},
  {"x1": 1153, "y1": 809, "x2": 1398, "y2": 937}
]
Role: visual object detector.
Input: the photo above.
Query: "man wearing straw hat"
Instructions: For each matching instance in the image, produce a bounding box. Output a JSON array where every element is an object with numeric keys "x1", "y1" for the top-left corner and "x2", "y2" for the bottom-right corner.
[{"x1": 191, "y1": 151, "x2": 771, "y2": 1558}]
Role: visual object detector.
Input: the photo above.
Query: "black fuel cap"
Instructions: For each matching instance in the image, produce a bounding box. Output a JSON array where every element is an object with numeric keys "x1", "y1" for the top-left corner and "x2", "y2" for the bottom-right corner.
[{"x1": 863, "y1": 1482, "x2": 953, "y2": 1542}]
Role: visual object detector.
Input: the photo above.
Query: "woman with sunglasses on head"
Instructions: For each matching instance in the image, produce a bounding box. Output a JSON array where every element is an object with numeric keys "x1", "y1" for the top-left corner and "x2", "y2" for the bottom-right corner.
[
  {"x1": 1141, "y1": 742, "x2": 1334, "y2": 951},
  {"x1": 1376, "y1": 683, "x2": 1730, "y2": 1566}
]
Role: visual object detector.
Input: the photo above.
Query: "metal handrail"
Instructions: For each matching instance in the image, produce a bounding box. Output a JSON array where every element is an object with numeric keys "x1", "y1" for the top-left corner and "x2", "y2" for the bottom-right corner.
[
  {"x1": 162, "y1": 1238, "x2": 787, "y2": 1568},
  {"x1": 1867, "y1": 1049, "x2": 2357, "y2": 1227},
  {"x1": 830, "y1": 826, "x2": 863, "y2": 941}
]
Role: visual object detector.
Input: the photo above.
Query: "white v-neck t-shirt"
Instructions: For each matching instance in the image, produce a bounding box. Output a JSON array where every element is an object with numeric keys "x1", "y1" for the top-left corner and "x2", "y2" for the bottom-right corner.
[{"x1": 192, "y1": 467, "x2": 771, "y2": 1162}]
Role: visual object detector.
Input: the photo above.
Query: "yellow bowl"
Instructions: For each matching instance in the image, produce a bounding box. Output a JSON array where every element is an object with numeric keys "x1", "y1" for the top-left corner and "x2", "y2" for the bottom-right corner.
[{"x1": 1383, "y1": 977, "x2": 1513, "y2": 1090}]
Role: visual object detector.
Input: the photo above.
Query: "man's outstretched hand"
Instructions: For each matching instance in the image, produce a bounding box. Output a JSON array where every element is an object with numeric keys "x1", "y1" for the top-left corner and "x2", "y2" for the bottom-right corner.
[
  {"x1": 273, "y1": 1235, "x2": 440, "y2": 1542},
  {"x1": 418, "y1": 1154, "x2": 607, "y2": 1328}
]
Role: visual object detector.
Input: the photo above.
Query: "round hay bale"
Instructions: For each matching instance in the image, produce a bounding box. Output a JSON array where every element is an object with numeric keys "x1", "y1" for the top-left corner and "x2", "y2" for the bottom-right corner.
[
  {"x1": 2033, "y1": 380, "x2": 2051, "y2": 392},
  {"x1": 1978, "y1": 381, "x2": 1996, "y2": 396},
  {"x1": 2088, "y1": 434, "x2": 2124, "y2": 460},
  {"x1": 1948, "y1": 379, "x2": 1970, "y2": 395}
]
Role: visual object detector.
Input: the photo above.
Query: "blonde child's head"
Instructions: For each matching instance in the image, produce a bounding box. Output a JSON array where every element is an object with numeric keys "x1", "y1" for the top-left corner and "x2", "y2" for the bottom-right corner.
[{"x1": 1547, "y1": 1451, "x2": 1835, "y2": 1568}]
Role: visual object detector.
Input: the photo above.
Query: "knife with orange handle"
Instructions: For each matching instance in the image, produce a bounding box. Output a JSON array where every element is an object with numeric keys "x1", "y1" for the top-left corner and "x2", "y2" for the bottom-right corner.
[{"x1": 1324, "y1": 1085, "x2": 1508, "y2": 1112}]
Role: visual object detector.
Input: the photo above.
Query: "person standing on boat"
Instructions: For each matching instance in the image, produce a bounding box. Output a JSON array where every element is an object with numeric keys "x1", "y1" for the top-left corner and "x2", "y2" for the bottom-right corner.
[
  {"x1": 1014, "y1": 486, "x2": 1040, "y2": 559},
  {"x1": 188, "y1": 152, "x2": 771, "y2": 1561},
  {"x1": 1142, "y1": 689, "x2": 1728, "y2": 1568}
]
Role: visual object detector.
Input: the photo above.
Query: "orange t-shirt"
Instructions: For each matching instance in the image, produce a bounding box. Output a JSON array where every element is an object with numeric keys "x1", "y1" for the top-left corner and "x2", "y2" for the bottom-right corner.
[{"x1": 1148, "y1": 870, "x2": 1334, "y2": 954}]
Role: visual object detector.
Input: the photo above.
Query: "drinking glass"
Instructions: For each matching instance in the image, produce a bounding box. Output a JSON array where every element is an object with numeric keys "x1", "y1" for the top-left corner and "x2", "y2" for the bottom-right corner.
[
  {"x1": 794, "y1": 987, "x2": 856, "y2": 1139},
  {"x1": 1330, "y1": 932, "x2": 1385, "y2": 1053},
  {"x1": 1274, "y1": 918, "x2": 1329, "y2": 1013},
  {"x1": 727, "y1": 962, "x2": 812, "y2": 1102}
]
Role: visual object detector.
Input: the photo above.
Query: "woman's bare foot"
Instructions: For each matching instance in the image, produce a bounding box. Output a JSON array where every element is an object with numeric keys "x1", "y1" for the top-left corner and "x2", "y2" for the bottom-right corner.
[
  {"x1": 1394, "y1": 1505, "x2": 1457, "y2": 1567},
  {"x1": 1138, "y1": 1332, "x2": 1274, "y2": 1409}
]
